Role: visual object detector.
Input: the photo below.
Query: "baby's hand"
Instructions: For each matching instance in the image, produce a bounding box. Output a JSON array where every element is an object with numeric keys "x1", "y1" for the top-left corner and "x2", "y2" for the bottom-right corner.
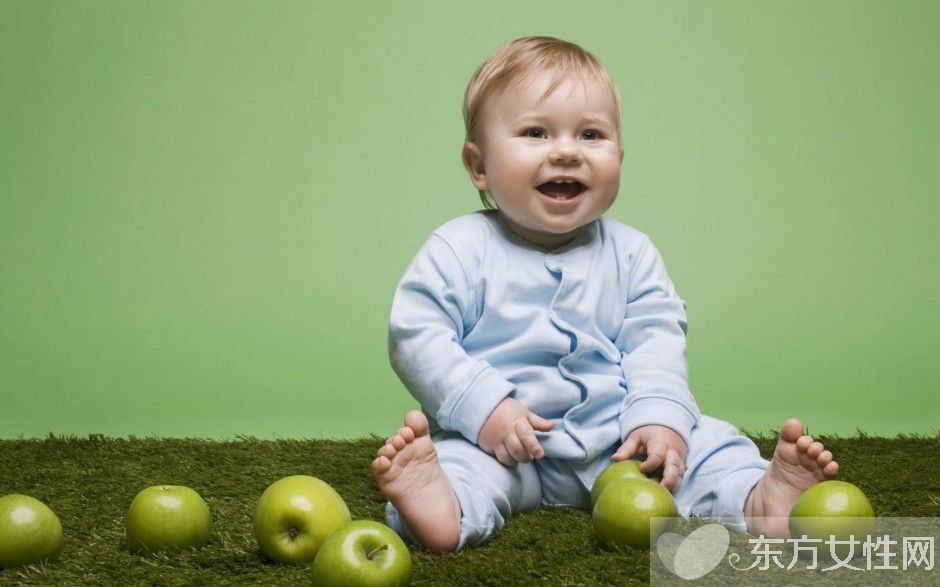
[
  {"x1": 612, "y1": 424, "x2": 687, "y2": 494},
  {"x1": 478, "y1": 397, "x2": 554, "y2": 467}
]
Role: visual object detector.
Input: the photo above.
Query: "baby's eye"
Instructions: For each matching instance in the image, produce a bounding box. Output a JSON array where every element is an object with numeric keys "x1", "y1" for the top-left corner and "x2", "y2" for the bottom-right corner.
[
  {"x1": 581, "y1": 129, "x2": 600, "y2": 141},
  {"x1": 525, "y1": 128, "x2": 546, "y2": 139}
]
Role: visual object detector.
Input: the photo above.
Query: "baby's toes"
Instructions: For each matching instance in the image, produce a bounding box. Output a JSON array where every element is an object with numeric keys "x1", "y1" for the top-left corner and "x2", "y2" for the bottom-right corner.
[
  {"x1": 389, "y1": 434, "x2": 407, "y2": 451},
  {"x1": 796, "y1": 435, "x2": 814, "y2": 452},
  {"x1": 814, "y1": 448, "x2": 839, "y2": 478},
  {"x1": 377, "y1": 442, "x2": 397, "y2": 461},
  {"x1": 780, "y1": 418, "x2": 804, "y2": 442},
  {"x1": 372, "y1": 455, "x2": 392, "y2": 475},
  {"x1": 399, "y1": 426, "x2": 415, "y2": 443},
  {"x1": 806, "y1": 441, "x2": 824, "y2": 459}
]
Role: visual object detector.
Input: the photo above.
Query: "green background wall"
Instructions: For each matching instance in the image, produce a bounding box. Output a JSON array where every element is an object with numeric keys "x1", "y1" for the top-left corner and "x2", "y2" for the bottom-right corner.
[{"x1": 2, "y1": 1, "x2": 937, "y2": 439}]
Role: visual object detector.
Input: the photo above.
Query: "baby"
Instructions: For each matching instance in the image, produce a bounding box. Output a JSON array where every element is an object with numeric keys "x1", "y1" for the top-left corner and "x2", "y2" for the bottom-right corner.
[{"x1": 372, "y1": 36, "x2": 838, "y2": 553}]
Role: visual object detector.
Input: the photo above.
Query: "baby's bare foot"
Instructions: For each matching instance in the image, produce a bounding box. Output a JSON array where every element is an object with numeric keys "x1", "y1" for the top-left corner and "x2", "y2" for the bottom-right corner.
[
  {"x1": 372, "y1": 410, "x2": 461, "y2": 552},
  {"x1": 744, "y1": 418, "x2": 839, "y2": 537}
]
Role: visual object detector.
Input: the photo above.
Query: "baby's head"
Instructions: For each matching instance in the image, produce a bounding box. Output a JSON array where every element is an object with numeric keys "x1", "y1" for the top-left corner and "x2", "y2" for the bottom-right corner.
[{"x1": 461, "y1": 36, "x2": 624, "y2": 249}]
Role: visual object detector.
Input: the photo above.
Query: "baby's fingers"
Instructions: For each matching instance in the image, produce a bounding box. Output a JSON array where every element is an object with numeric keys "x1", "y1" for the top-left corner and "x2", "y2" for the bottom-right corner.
[
  {"x1": 526, "y1": 411, "x2": 555, "y2": 433},
  {"x1": 660, "y1": 448, "x2": 685, "y2": 494},
  {"x1": 612, "y1": 436, "x2": 640, "y2": 462},
  {"x1": 493, "y1": 444, "x2": 517, "y2": 468},
  {"x1": 639, "y1": 441, "x2": 666, "y2": 473},
  {"x1": 515, "y1": 419, "x2": 544, "y2": 460},
  {"x1": 505, "y1": 430, "x2": 532, "y2": 464}
]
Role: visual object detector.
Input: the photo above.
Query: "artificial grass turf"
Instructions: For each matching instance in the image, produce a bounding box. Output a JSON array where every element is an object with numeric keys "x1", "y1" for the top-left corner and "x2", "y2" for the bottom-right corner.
[{"x1": 1, "y1": 432, "x2": 938, "y2": 586}]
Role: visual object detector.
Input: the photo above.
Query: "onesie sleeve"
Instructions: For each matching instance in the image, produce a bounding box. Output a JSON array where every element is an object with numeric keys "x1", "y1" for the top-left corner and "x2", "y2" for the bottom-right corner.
[
  {"x1": 388, "y1": 233, "x2": 515, "y2": 444},
  {"x1": 615, "y1": 236, "x2": 701, "y2": 447}
]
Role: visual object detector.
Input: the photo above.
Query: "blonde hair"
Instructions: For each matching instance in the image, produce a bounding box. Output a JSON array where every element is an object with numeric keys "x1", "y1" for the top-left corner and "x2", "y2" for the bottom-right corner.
[{"x1": 463, "y1": 36, "x2": 622, "y2": 209}]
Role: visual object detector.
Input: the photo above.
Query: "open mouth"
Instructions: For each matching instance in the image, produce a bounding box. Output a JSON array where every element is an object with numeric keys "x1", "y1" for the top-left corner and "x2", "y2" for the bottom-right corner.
[{"x1": 536, "y1": 180, "x2": 586, "y2": 200}]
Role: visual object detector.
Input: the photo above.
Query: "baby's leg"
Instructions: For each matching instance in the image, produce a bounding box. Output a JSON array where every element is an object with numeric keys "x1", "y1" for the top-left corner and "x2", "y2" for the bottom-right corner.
[
  {"x1": 673, "y1": 416, "x2": 837, "y2": 538},
  {"x1": 670, "y1": 415, "x2": 768, "y2": 532},
  {"x1": 373, "y1": 410, "x2": 542, "y2": 552}
]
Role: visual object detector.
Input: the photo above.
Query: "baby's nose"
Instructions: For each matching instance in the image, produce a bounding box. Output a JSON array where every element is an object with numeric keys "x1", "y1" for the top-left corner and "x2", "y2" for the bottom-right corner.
[{"x1": 549, "y1": 142, "x2": 583, "y2": 164}]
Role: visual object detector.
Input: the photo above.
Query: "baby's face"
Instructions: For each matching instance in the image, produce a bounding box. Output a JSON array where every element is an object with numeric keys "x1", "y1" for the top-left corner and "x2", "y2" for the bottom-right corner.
[{"x1": 465, "y1": 70, "x2": 622, "y2": 249}]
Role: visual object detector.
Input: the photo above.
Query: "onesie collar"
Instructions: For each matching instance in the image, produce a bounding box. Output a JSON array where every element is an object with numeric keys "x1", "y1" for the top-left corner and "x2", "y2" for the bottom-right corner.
[{"x1": 492, "y1": 212, "x2": 598, "y2": 257}]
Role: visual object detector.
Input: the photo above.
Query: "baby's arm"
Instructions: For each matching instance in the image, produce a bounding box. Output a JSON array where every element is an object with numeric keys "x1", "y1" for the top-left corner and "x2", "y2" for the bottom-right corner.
[
  {"x1": 389, "y1": 234, "x2": 515, "y2": 445},
  {"x1": 616, "y1": 236, "x2": 701, "y2": 476},
  {"x1": 477, "y1": 397, "x2": 554, "y2": 467}
]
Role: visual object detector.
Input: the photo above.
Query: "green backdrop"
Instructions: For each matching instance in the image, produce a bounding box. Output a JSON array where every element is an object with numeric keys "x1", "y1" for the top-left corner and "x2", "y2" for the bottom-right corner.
[{"x1": 2, "y1": 0, "x2": 937, "y2": 439}]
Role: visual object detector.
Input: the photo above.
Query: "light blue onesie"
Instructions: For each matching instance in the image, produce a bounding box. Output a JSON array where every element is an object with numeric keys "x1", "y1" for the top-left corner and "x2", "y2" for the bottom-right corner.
[{"x1": 386, "y1": 210, "x2": 768, "y2": 549}]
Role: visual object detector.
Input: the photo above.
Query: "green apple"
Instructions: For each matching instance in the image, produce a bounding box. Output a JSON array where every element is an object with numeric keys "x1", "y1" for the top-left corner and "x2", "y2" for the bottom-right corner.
[
  {"x1": 311, "y1": 520, "x2": 412, "y2": 587},
  {"x1": 593, "y1": 478, "x2": 678, "y2": 548},
  {"x1": 0, "y1": 494, "x2": 64, "y2": 568},
  {"x1": 254, "y1": 474, "x2": 351, "y2": 564},
  {"x1": 591, "y1": 459, "x2": 650, "y2": 506},
  {"x1": 125, "y1": 485, "x2": 211, "y2": 552},
  {"x1": 789, "y1": 480, "x2": 875, "y2": 550}
]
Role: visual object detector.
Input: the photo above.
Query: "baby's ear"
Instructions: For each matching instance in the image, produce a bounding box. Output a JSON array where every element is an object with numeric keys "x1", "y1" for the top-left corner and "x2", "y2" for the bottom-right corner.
[{"x1": 462, "y1": 141, "x2": 488, "y2": 190}]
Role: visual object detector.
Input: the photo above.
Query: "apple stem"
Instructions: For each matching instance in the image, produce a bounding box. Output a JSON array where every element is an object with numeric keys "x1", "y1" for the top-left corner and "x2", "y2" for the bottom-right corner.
[{"x1": 366, "y1": 544, "x2": 389, "y2": 561}]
